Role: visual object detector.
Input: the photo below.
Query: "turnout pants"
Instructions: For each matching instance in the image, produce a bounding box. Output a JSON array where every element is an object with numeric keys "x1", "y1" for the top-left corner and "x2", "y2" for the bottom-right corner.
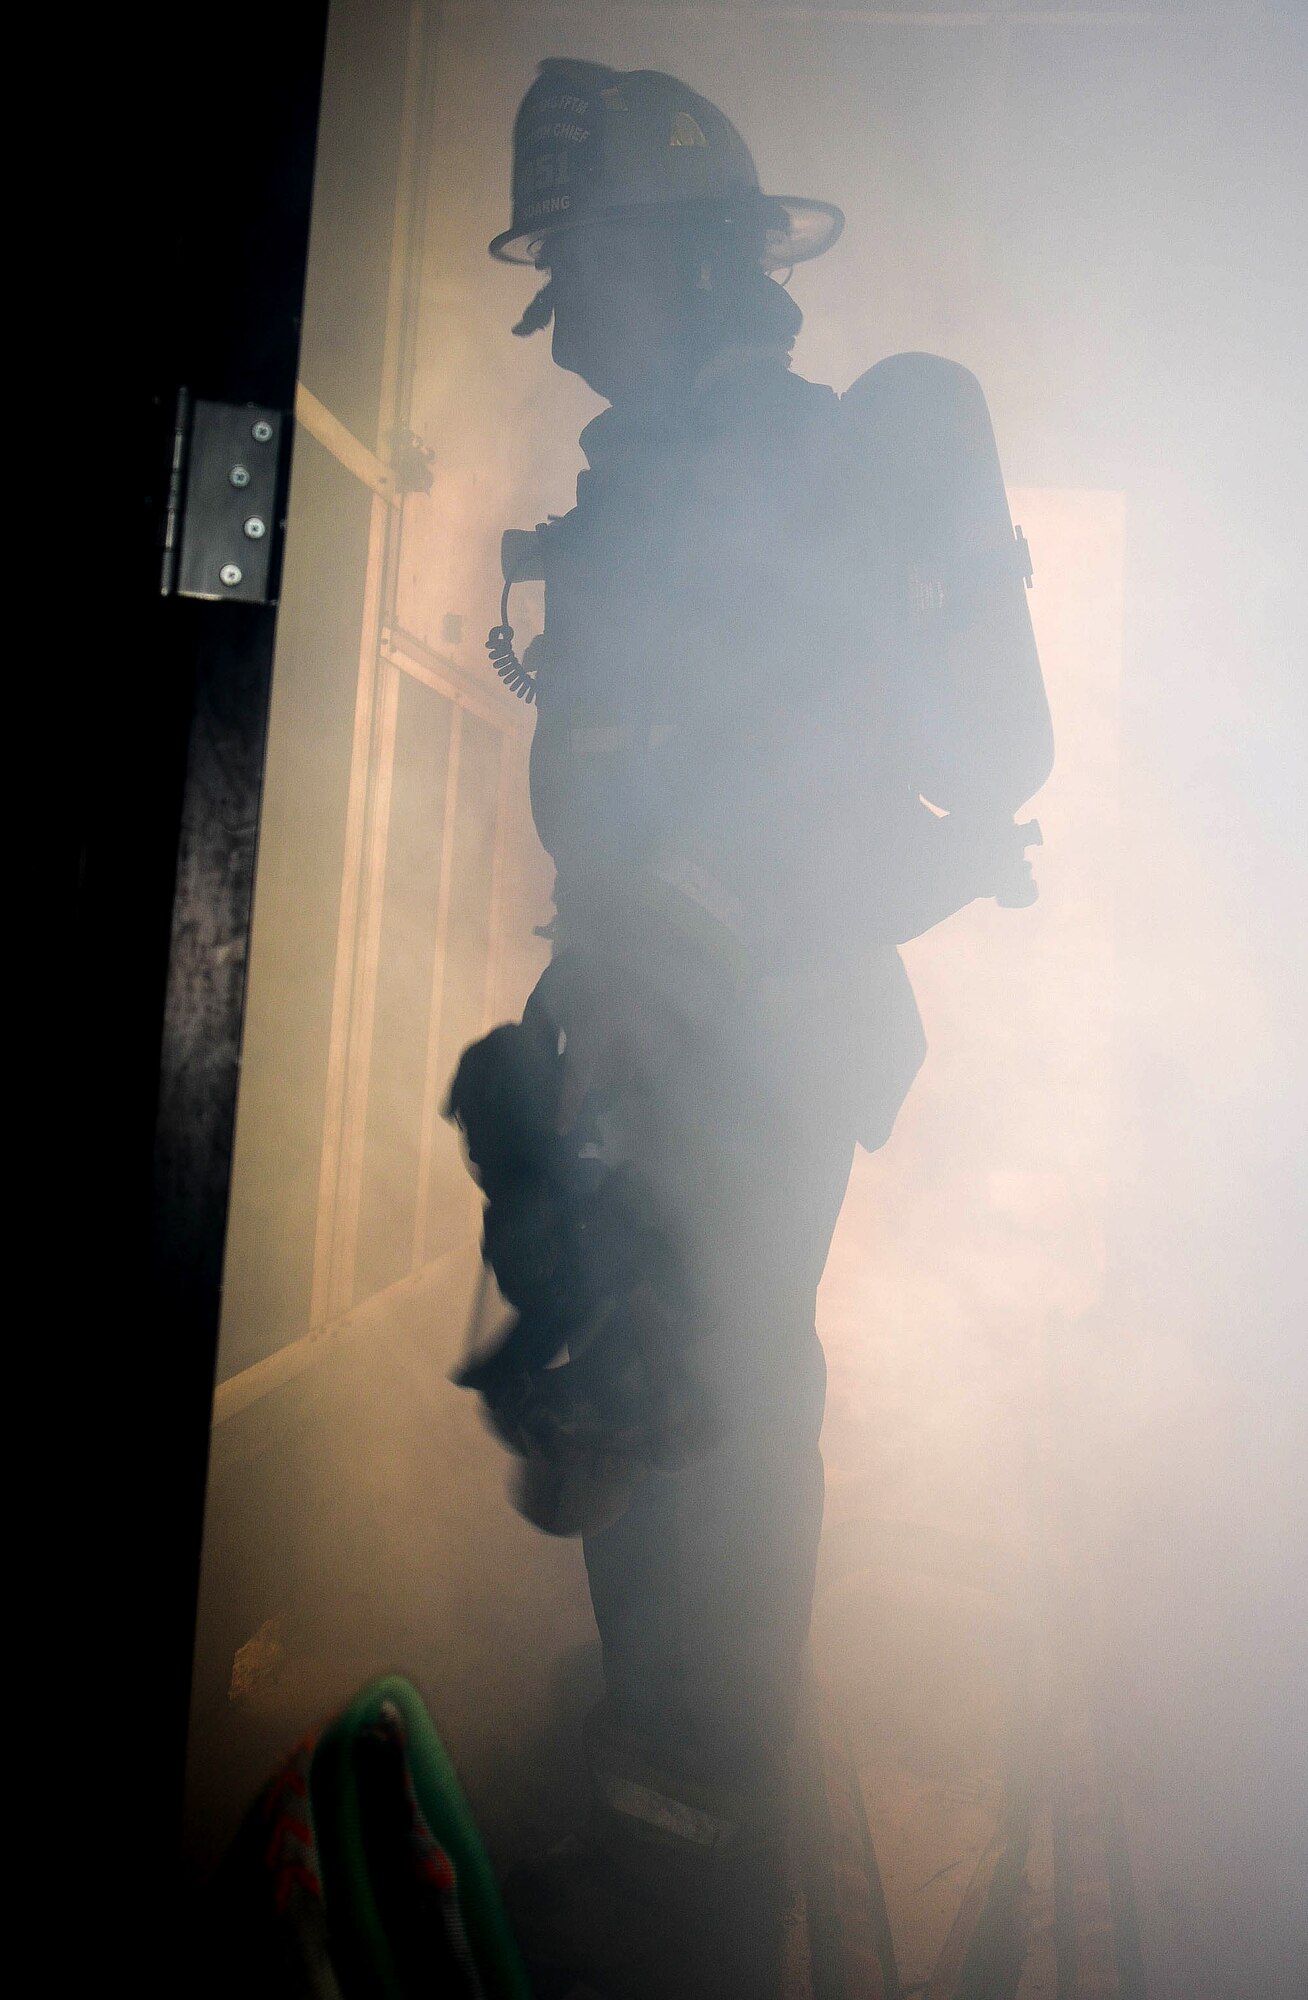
[{"x1": 582, "y1": 1023, "x2": 855, "y2": 1801}]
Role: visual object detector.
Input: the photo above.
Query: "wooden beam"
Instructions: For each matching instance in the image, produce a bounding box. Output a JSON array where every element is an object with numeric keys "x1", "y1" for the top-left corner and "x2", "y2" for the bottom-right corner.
[
  {"x1": 411, "y1": 702, "x2": 464, "y2": 1271},
  {"x1": 381, "y1": 622, "x2": 533, "y2": 734},
  {"x1": 294, "y1": 381, "x2": 399, "y2": 502},
  {"x1": 213, "y1": 1236, "x2": 482, "y2": 1425}
]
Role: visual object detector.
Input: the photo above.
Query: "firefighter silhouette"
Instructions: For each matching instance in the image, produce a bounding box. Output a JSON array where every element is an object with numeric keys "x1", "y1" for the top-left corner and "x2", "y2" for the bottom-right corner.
[{"x1": 448, "y1": 58, "x2": 1052, "y2": 1998}]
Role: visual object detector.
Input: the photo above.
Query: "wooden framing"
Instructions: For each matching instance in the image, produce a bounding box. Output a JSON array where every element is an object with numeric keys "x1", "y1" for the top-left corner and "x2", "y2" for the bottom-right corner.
[
  {"x1": 318, "y1": 652, "x2": 403, "y2": 1320},
  {"x1": 219, "y1": 0, "x2": 527, "y2": 1419},
  {"x1": 309, "y1": 487, "x2": 394, "y2": 1330},
  {"x1": 410, "y1": 704, "x2": 464, "y2": 1272},
  {"x1": 212, "y1": 1235, "x2": 482, "y2": 1429},
  {"x1": 294, "y1": 385, "x2": 399, "y2": 503},
  {"x1": 382, "y1": 622, "x2": 531, "y2": 736}
]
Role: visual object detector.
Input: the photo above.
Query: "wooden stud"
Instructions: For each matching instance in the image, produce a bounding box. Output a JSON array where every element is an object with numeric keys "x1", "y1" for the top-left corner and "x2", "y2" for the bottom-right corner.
[{"x1": 411, "y1": 702, "x2": 464, "y2": 1273}]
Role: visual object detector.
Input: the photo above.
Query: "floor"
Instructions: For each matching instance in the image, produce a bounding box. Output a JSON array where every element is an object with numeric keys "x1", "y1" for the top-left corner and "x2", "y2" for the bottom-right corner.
[{"x1": 186, "y1": 1131, "x2": 1306, "y2": 1998}]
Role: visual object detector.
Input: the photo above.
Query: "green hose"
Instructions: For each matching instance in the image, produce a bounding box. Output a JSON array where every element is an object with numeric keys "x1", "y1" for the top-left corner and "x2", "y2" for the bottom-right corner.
[{"x1": 310, "y1": 1674, "x2": 533, "y2": 2000}]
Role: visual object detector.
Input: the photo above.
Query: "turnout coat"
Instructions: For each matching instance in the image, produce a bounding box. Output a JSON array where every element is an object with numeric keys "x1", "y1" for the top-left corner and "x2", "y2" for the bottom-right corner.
[{"x1": 514, "y1": 344, "x2": 931, "y2": 1151}]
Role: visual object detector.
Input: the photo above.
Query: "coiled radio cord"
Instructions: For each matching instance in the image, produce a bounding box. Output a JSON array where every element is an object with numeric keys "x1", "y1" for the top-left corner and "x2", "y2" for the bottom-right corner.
[{"x1": 486, "y1": 577, "x2": 538, "y2": 704}]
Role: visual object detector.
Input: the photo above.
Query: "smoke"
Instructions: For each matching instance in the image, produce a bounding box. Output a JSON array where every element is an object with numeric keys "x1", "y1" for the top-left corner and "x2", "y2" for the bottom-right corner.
[{"x1": 196, "y1": 6, "x2": 1306, "y2": 1993}]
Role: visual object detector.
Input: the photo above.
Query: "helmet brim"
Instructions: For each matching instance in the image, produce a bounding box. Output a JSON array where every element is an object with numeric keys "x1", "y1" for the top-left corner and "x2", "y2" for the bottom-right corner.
[{"x1": 488, "y1": 196, "x2": 844, "y2": 270}]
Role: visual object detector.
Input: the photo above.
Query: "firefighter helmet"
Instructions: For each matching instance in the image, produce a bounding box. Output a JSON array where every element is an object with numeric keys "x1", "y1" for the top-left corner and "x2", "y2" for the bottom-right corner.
[{"x1": 490, "y1": 58, "x2": 843, "y2": 270}]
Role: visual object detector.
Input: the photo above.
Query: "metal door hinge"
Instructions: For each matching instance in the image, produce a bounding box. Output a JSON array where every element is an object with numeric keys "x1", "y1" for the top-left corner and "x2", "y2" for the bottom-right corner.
[{"x1": 160, "y1": 389, "x2": 287, "y2": 602}]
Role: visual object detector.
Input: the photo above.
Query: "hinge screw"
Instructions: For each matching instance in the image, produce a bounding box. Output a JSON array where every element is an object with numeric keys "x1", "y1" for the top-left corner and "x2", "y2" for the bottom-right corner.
[
  {"x1": 230, "y1": 465, "x2": 251, "y2": 488},
  {"x1": 220, "y1": 564, "x2": 243, "y2": 587},
  {"x1": 243, "y1": 517, "x2": 267, "y2": 540},
  {"x1": 251, "y1": 420, "x2": 274, "y2": 443}
]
